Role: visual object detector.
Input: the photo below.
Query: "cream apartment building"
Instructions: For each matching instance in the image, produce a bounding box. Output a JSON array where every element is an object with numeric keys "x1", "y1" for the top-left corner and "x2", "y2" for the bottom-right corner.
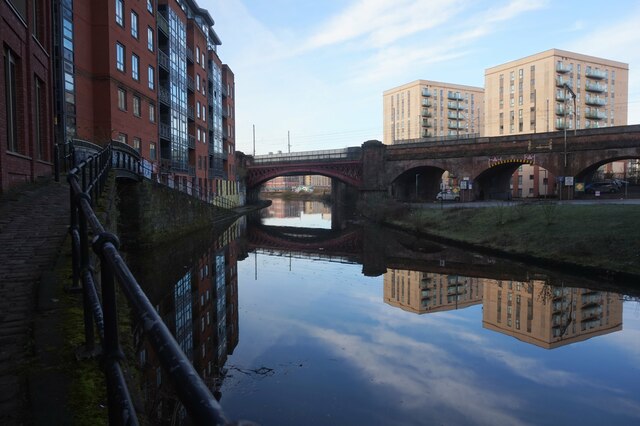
[
  {"x1": 484, "y1": 49, "x2": 629, "y2": 197},
  {"x1": 383, "y1": 80, "x2": 485, "y2": 145}
]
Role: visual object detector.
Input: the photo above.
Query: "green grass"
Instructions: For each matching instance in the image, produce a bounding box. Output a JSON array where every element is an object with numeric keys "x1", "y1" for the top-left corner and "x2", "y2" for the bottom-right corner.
[{"x1": 390, "y1": 203, "x2": 640, "y2": 275}]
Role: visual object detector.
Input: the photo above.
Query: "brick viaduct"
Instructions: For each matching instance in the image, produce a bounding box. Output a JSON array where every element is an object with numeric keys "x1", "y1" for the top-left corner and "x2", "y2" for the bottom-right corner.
[{"x1": 244, "y1": 125, "x2": 640, "y2": 200}]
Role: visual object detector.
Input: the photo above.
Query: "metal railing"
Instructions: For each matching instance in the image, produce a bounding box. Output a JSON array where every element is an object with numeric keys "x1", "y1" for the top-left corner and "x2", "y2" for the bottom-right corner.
[
  {"x1": 67, "y1": 143, "x2": 231, "y2": 425},
  {"x1": 252, "y1": 147, "x2": 361, "y2": 164}
]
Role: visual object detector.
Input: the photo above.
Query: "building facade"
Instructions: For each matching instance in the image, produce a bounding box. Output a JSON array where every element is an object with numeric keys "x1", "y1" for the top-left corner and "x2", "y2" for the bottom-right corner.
[
  {"x1": 383, "y1": 80, "x2": 484, "y2": 145},
  {"x1": 1, "y1": 0, "x2": 55, "y2": 193},
  {"x1": 19, "y1": 0, "x2": 241, "y2": 204},
  {"x1": 484, "y1": 49, "x2": 629, "y2": 197}
]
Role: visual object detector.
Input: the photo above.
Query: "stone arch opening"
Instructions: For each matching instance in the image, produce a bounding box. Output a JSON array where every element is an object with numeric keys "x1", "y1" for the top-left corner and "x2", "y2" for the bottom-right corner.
[
  {"x1": 474, "y1": 159, "x2": 553, "y2": 200},
  {"x1": 391, "y1": 166, "x2": 450, "y2": 202}
]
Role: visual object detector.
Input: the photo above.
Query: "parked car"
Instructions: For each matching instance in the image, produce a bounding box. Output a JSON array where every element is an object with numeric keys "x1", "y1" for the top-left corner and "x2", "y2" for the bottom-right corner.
[
  {"x1": 436, "y1": 190, "x2": 460, "y2": 201},
  {"x1": 585, "y1": 182, "x2": 620, "y2": 194}
]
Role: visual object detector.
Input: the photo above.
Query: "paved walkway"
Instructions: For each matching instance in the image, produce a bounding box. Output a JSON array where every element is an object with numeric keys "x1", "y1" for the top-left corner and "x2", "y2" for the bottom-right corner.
[{"x1": 0, "y1": 180, "x2": 69, "y2": 425}]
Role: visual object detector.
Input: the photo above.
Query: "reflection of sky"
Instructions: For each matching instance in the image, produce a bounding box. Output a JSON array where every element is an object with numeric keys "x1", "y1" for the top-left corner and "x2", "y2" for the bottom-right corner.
[
  {"x1": 220, "y1": 255, "x2": 640, "y2": 425},
  {"x1": 262, "y1": 212, "x2": 331, "y2": 229}
]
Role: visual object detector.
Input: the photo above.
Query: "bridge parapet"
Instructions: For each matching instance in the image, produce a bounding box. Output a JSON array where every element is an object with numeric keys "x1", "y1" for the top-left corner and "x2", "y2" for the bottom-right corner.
[{"x1": 252, "y1": 147, "x2": 361, "y2": 164}]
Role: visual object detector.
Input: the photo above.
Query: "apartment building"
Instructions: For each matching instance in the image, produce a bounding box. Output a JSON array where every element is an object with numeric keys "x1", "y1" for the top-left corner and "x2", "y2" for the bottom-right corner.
[
  {"x1": 1, "y1": 0, "x2": 55, "y2": 193},
  {"x1": 484, "y1": 49, "x2": 629, "y2": 197},
  {"x1": 44, "y1": 0, "x2": 238, "y2": 203},
  {"x1": 383, "y1": 80, "x2": 484, "y2": 145}
]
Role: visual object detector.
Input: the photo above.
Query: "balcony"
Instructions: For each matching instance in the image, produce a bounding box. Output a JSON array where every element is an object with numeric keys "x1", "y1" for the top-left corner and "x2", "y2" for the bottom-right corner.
[
  {"x1": 208, "y1": 93, "x2": 214, "y2": 106},
  {"x1": 221, "y1": 85, "x2": 228, "y2": 98},
  {"x1": 585, "y1": 68, "x2": 607, "y2": 80},
  {"x1": 188, "y1": 134, "x2": 195, "y2": 149},
  {"x1": 556, "y1": 62, "x2": 571, "y2": 73},
  {"x1": 555, "y1": 118, "x2": 568, "y2": 130},
  {"x1": 555, "y1": 77, "x2": 570, "y2": 88},
  {"x1": 585, "y1": 108, "x2": 606, "y2": 120},
  {"x1": 188, "y1": 105, "x2": 195, "y2": 121},
  {"x1": 447, "y1": 91, "x2": 463, "y2": 101},
  {"x1": 555, "y1": 90, "x2": 566, "y2": 102},
  {"x1": 421, "y1": 130, "x2": 432, "y2": 138},
  {"x1": 447, "y1": 121, "x2": 463, "y2": 130},
  {"x1": 447, "y1": 111, "x2": 464, "y2": 120},
  {"x1": 157, "y1": 13, "x2": 169, "y2": 36},
  {"x1": 159, "y1": 122, "x2": 171, "y2": 140},
  {"x1": 187, "y1": 76, "x2": 195, "y2": 92},
  {"x1": 585, "y1": 121, "x2": 601, "y2": 129},
  {"x1": 447, "y1": 101, "x2": 464, "y2": 110},
  {"x1": 421, "y1": 108, "x2": 432, "y2": 117},
  {"x1": 585, "y1": 95, "x2": 606, "y2": 106},
  {"x1": 159, "y1": 86, "x2": 170, "y2": 105},
  {"x1": 422, "y1": 119, "x2": 432, "y2": 128},
  {"x1": 422, "y1": 99, "x2": 432, "y2": 107},
  {"x1": 585, "y1": 81, "x2": 606, "y2": 93},
  {"x1": 555, "y1": 105, "x2": 566, "y2": 116},
  {"x1": 222, "y1": 108, "x2": 229, "y2": 118},
  {"x1": 188, "y1": 166, "x2": 196, "y2": 176},
  {"x1": 421, "y1": 88, "x2": 431, "y2": 97},
  {"x1": 158, "y1": 50, "x2": 169, "y2": 71},
  {"x1": 186, "y1": 46, "x2": 194, "y2": 63}
]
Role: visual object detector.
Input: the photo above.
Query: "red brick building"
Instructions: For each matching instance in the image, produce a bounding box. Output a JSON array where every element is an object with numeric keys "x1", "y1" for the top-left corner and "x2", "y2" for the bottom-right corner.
[{"x1": 1, "y1": 0, "x2": 55, "y2": 193}]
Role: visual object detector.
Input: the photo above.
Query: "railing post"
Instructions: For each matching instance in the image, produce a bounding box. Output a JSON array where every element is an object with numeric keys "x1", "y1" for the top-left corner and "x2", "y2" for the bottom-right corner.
[
  {"x1": 77, "y1": 192, "x2": 96, "y2": 354},
  {"x1": 68, "y1": 176, "x2": 81, "y2": 291},
  {"x1": 92, "y1": 232, "x2": 128, "y2": 425}
]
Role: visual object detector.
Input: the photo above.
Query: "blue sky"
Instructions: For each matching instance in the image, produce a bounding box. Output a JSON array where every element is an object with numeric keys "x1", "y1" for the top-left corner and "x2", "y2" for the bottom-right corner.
[{"x1": 201, "y1": 0, "x2": 640, "y2": 155}]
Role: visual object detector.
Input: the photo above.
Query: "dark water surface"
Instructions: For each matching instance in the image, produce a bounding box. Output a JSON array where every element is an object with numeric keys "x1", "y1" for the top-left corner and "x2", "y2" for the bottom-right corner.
[{"x1": 130, "y1": 200, "x2": 640, "y2": 425}]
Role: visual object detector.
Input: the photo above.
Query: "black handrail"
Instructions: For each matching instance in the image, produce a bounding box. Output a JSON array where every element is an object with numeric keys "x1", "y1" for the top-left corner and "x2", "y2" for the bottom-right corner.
[{"x1": 68, "y1": 143, "x2": 230, "y2": 425}]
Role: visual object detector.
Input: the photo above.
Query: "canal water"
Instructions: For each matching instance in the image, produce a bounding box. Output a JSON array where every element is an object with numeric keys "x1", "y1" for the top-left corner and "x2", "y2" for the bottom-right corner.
[{"x1": 129, "y1": 199, "x2": 640, "y2": 425}]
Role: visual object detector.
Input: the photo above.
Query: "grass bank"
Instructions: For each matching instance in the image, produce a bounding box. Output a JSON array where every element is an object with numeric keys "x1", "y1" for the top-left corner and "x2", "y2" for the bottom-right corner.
[{"x1": 386, "y1": 203, "x2": 640, "y2": 276}]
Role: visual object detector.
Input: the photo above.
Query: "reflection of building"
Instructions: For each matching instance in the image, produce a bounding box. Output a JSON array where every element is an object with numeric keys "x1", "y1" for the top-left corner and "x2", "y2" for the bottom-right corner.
[
  {"x1": 136, "y1": 219, "x2": 243, "y2": 422},
  {"x1": 384, "y1": 269, "x2": 623, "y2": 349},
  {"x1": 482, "y1": 279, "x2": 623, "y2": 349},
  {"x1": 384, "y1": 270, "x2": 483, "y2": 314},
  {"x1": 383, "y1": 80, "x2": 485, "y2": 144},
  {"x1": 304, "y1": 175, "x2": 332, "y2": 190},
  {"x1": 262, "y1": 176, "x2": 304, "y2": 191}
]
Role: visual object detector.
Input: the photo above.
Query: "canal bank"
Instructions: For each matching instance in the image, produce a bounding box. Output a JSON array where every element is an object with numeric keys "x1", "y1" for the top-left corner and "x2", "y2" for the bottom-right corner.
[{"x1": 379, "y1": 201, "x2": 640, "y2": 280}]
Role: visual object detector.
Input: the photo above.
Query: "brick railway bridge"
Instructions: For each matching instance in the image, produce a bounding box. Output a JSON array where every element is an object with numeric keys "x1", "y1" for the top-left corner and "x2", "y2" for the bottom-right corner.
[{"x1": 243, "y1": 125, "x2": 640, "y2": 200}]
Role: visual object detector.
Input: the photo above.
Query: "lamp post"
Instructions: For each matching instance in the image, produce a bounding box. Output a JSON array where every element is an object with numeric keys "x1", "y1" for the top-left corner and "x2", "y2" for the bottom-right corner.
[
  {"x1": 415, "y1": 173, "x2": 420, "y2": 201},
  {"x1": 563, "y1": 83, "x2": 577, "y2": 200}
]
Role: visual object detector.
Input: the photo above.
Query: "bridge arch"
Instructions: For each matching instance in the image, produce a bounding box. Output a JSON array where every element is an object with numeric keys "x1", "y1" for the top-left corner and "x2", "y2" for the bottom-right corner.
[
  {"x1": 473, "y1": 158, "x2": 555, "y2": 200},
  {"x1": 390, "y1": 165, "x2": 448, "y2": 201},
  {"x1": 247, "y1": 164, "x2": 362, "y2": 190},
  {"x1": 573, "y1": 154, "x2": 640, "y2": 182}
]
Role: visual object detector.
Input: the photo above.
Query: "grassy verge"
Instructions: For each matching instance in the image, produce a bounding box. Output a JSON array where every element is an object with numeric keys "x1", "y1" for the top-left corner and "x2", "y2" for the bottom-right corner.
[{"x1": 387, "y1": 203, "x2": 640, "y2": 276}]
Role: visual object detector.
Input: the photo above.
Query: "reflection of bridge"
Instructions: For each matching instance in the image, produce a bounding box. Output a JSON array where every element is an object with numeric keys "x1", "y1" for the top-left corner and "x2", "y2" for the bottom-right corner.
[
  {"x1": 244, "y1": 125, "x2": 640, "y2": 200},
  {"x1": 247, "y1": 224, "x2": 640, "y2": 296}
]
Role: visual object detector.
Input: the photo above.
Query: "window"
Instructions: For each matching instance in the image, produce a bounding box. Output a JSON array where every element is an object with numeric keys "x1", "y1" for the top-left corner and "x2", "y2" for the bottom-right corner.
[
  {"x1": 196, "y1": 74, "x2": 200, "y2": 91},
  {"x1": 196, "y1": 101, "x2": 201, "y2": 118},
  {"x1": 133, "y1": 95, "x2": 141, "y2": 116},
  {"x1": 150, "y1": 142, "x2": 156, "y2": 160},
  {"x1": 149, "y1": 103, "x2": 155, "y2": 122},
  {"x1": 5, "y1": 47, "x2": 19, "y2": 152},
  {"x1": 196, "y1": 46, "x2": 200, "y2": 64},
  {"x1": 201, "y1": 105, "x2": 205, "y2": 120},
  {"x1": 116, "y1": 43, "x2": 125, "y2": 71},
  {"x1": 147, "y1": 27, "x2": 154, "y2": 51},
  {"x1": 147, "y1": 0, "x2": 153, "y2": 14},
  {"x1": 132, "y1": 54, "x2": 139, "y2": 80},
  {"x1": 118, "y1": 88, "x2": 126, "y2": 110},
  {"x1": 118, "y1": 133, "x2": 127, "y2": 144},
  {"x1": 115, "y1": 0, "x2": 124, "y2": 26},
  {"x1": 133, "y1": 137, "x2": 141, "y2": 153},
  {"x1": 148, "y1": 66, "x2": 154, "y2": 90},
  {"x1": 131, "y1": 11, "x2": 138, "y2": 38}
]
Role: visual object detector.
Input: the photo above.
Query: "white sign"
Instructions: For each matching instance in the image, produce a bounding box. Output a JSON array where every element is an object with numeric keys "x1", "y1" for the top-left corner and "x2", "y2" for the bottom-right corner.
[
  {"x1": 460, "y1": 180, "x2": 468, "y2": 190},
  {"x1": 564, "y1": 176, "x2": 574, "y2": 186}
]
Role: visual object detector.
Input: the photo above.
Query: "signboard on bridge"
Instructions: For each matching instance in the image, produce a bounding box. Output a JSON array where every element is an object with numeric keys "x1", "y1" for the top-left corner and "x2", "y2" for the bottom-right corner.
[
  {"x1": 488, "y1": 154, "x2": 535, "y2": 168},
  {"x1": 564, "y1": 176, "x2": 574, "y2": 186}
]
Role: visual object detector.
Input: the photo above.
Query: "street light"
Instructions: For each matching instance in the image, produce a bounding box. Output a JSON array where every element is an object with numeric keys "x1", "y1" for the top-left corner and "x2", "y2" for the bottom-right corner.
[{"x1": 563, "y1": 83, "x2": 577, "y2": 200}]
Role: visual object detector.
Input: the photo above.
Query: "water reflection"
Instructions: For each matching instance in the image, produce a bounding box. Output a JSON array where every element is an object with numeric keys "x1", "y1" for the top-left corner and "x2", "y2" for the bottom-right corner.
[
  {"x1": 131, "y1": 220, "x2": 244, "y2": 423},
  {"x1": 261, "y1": 198, "x2": 332, "y2": 228},
  {"x1": 385, "y1": 270, "x2": 623, "y2": 349},
  {"x1": 128, "y1": 214, "x2": 640, "y2": 425}
]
